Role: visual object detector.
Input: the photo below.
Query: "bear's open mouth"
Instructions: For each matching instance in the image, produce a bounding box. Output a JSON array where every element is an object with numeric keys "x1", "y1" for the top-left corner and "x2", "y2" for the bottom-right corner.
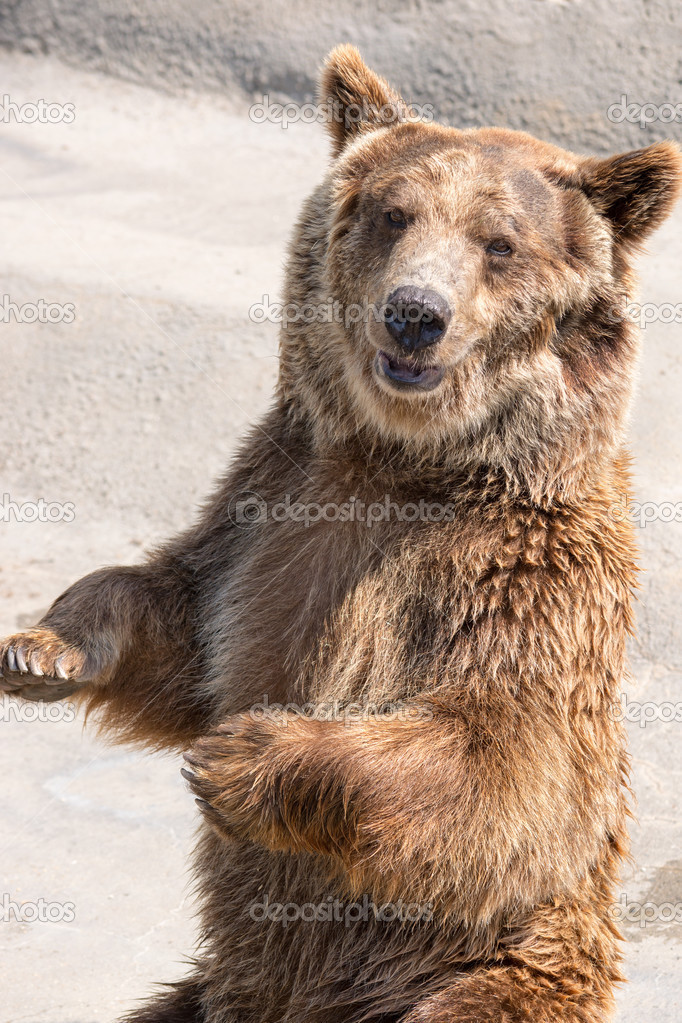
[{"x1": 374, "y1": 351, "x2": 445, "y2": 392}]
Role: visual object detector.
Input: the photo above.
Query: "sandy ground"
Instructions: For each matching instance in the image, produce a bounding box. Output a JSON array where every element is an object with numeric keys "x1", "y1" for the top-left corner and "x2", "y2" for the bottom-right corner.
[{"x1": 0, "y1": 53, "x2": 680, "y2": 1022}]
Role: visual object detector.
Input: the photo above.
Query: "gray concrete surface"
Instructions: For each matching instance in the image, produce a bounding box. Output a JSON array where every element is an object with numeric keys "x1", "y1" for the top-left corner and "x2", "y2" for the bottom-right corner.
[
  {"x1": 0, "y1": 50, "x2": 680, "y2": 1023},
  {"x1": 1, "y1": 0, "x2": 682, "y2": 154}
]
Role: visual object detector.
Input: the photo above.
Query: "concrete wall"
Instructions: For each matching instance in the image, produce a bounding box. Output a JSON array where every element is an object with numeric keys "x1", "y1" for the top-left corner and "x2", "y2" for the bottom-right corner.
[{"x1": 1, "y1": 0, "x2": 682, "y2": 154}]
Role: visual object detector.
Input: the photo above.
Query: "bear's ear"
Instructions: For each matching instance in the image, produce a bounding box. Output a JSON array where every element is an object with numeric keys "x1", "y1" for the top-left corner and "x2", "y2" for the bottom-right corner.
[
  {"x1": 579, "y1": 141, "x2": 682, "y2": 243},
  {"x1": 319, "y1": 44, "x2": 409, "y2": 157}
]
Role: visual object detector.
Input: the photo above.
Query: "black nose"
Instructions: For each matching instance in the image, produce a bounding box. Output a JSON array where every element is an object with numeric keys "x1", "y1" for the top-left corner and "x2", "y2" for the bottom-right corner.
[{"x1": 383, "y1": 287, "x2": 451, "y2": 353}]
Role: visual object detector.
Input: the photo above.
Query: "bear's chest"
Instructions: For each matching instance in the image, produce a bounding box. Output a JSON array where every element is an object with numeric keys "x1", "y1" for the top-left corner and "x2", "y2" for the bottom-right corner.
[{"x1": 199, "y1": 491, "x2": 536, "y2": 717}]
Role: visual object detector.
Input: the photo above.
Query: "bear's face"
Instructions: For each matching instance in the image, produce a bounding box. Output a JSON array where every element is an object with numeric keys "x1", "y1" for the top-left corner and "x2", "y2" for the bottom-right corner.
[
  {"x1": 281, "y1": 47, "x2": 681, "y2": 492},
  {"x1": 327, "y1": 123, "x2": 612, "y2": 437}
]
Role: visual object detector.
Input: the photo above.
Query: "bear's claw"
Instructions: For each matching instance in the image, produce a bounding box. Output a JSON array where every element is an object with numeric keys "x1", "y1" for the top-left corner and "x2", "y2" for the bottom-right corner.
[
  {"x1": 181, "y1": 760, "x2": 239, "y2": 838},
  {"x1": 0, "y1": 628, "x2": 89, "y2": 699}
]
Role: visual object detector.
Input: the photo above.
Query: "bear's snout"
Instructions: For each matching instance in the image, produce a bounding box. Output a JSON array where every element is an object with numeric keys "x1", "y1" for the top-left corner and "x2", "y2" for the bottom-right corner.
[{"x1": 383, "y1": 286, "x2": 451, "y2": 353}]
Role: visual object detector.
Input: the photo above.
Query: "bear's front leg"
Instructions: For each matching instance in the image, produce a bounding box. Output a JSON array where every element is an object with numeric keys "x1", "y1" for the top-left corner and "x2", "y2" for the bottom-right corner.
[
  {"x1": 1, "y1": 561, "x2": 212, "y2": 749},
  {"x1": 0, "y1": 625, "x2": 92, "y2": 702},
  {"x1": 182, "y1": 711, "x2": 352, "y2": 856},
  {"x1": 182, "y1": 699, "x2": 620, "y2": 926}
]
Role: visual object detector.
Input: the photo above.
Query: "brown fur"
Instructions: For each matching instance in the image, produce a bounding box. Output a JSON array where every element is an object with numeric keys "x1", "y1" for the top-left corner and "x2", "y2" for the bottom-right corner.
[{"x1": 2, "y1": 45, "x2": 681, "y2": 1023}]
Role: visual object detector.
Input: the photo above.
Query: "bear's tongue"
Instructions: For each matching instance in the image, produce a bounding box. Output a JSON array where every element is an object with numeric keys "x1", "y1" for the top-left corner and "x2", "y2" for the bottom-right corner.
[
  {"x1": 377, "y1": 350, "x2": 443, "y2": 386},
  {"x1": 385, "y1": 354, "x2": 426, "y2": 382}
]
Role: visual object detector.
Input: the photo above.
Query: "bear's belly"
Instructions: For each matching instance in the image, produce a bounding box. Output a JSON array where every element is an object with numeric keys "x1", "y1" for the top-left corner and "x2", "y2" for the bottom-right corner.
[{"x1": 193, "y1": 829, "x2": 489, "y2": 1023}]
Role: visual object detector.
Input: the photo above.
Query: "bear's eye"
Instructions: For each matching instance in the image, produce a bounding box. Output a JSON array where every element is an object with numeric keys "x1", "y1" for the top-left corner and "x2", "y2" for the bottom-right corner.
[
  {"x1": 385, "y1": 209, "x2": 408, "y2": 229},
  {"x1": 487, "y1": 239, "x2": 513, "y2": 256}
]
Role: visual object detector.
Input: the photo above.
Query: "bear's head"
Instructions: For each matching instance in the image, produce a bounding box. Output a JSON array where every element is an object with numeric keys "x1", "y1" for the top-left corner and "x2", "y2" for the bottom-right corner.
[{"x1": 279, "y1": 46, "x2": 681, "y2": 500}]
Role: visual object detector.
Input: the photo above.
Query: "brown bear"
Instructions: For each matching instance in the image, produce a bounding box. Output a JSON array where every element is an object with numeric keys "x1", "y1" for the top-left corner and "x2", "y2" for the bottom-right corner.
[{"x1": 1, "y1": 44, "x2": 681, "y2": 1023}]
